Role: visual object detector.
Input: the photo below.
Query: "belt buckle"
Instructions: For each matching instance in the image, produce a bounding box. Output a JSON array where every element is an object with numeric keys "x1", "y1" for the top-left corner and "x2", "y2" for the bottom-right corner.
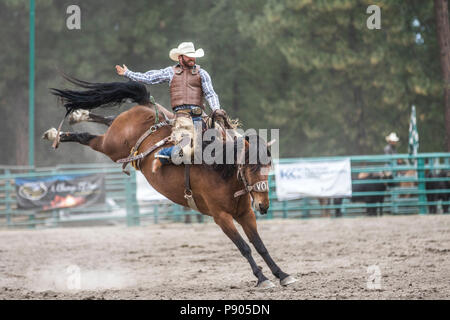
[{"x1": 190, "y1": 106, "x2": 202, "y2": 116}]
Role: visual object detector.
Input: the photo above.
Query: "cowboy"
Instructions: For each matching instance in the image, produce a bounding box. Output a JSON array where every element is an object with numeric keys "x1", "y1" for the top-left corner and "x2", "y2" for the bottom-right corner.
[
  {"x1": 115, "y1": 42, "x2": 225, "y2": 173},
  {"x1": 384, "y1": 132, "x2": 399, "y2": 155}
]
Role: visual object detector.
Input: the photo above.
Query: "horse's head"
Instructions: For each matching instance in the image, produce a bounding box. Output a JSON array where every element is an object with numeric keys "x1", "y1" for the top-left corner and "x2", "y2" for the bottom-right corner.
[
  {"x1": 235, "y1": 135, "x2": 272, "y2": 214},
  {"x1": 238, "y1": 163, "x2": 271, "y2": 214}
]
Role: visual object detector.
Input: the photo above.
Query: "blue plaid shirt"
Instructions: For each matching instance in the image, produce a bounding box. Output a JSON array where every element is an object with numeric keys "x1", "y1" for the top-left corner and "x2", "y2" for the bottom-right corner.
[{"x1": 124, "y1": 65, "x2": 220, "y2": 111}]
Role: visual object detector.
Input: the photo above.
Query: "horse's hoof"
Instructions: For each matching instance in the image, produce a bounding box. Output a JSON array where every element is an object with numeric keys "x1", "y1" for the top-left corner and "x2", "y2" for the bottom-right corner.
[
  {"x1": 69, "y1": 109, "x2": 90, "y2": 124},
  {"x1": 42, "y1": 128, "x2": 58, "y2": 141},
  {"x1": 257, "y1": 280, "x2": 275, "y2": 289},
  {"x1": 280, "y1": 275, "x2": 298, "y2": 286}
]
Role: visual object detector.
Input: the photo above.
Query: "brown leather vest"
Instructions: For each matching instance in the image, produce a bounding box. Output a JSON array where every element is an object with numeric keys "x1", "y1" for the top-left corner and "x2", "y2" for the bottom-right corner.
[{"x1": 170, "y1": 64, "x2": 203, "y2": 109}]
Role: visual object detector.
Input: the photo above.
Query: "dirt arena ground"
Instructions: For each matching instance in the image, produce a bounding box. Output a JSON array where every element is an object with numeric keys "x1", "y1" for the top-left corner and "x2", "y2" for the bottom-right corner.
[{"x1": 0, "y1": 214, "x2": 449, "y2": 300}]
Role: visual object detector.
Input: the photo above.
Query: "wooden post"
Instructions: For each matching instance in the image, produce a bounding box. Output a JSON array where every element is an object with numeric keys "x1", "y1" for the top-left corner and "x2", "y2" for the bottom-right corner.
[
  {"x1": 417, "y1": 158, "x2": 427, "y2": 214},
  {"x1": 434, "y1": 0, "x2": 450, "y2": 151}
]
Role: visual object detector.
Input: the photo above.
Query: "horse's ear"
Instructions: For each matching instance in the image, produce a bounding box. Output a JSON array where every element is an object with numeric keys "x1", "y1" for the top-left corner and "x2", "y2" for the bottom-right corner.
[{"x1": 267, "y1": 139, "x2": 276, "y2": 148}]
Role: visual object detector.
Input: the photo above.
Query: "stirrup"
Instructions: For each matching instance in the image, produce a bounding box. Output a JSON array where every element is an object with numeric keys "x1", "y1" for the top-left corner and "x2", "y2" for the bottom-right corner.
[
  {"x1": 184, "y1": 188, "x2": 199, "y2": 211},
  {"x1": 155, "y1": 150, "x2": 172, "y2": 165},
  {"x1": 156, "y1": 146, "x2": 184, "y2": 165}
]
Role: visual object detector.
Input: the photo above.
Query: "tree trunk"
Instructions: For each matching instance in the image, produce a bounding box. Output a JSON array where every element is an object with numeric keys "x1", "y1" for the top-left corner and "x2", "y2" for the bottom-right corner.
[
  {"x1": 15, "y1": 97, "x2": 29, "y2": 166},
  {"x1": 434, "y1": 0, "x2": 450, "y2": 151},
  {"x1": 353, "y1": 86, "x2": 367, "y2": 155}
]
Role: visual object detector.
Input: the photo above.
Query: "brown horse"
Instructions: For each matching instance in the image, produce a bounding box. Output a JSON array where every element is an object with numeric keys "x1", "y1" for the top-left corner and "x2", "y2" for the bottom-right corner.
[{"x1": 43, "y1": 77, "x2": 297, "y2": 288}]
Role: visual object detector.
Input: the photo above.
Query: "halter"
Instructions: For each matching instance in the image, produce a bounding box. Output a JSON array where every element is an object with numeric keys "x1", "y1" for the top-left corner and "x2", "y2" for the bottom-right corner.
[
  {"x1": 233, "y1": 164, "x2": 269, "y2": 198},
  {"x1": 233, "y1": 138, "x2": 270, "y2": 198}
]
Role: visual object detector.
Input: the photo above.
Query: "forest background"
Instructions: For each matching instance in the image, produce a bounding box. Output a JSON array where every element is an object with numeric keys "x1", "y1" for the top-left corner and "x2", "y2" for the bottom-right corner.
[{"x1": 0, "y1": 0, "x2": 448, "y2": 165}]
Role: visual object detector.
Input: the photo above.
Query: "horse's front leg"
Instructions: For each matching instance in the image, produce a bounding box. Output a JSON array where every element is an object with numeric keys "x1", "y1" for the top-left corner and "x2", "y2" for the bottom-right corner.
[
  {"x1": 235, "y1": 211, "x2": 298, "y2": 286},
  {"x1": 213, "y1": 212, "x2": 275, "y2": 289}
]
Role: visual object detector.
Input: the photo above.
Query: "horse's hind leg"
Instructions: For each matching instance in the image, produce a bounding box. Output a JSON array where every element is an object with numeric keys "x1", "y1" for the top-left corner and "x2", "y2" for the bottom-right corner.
[
  {"x1": 213, "y1": 212, "x2": 275, "y2": 288},
  {"x1": 87, "y1": 113, "x2": 116, "y2": 126},
  {"x1": 69, "y1": 109, "x2": 116, "y2": 126},
  {"x1": 236, "y1": 211, "x2": 298, "y2": 286},
  {"x1": 42, "y1": 128, "x2": 104, "y2": 152}
]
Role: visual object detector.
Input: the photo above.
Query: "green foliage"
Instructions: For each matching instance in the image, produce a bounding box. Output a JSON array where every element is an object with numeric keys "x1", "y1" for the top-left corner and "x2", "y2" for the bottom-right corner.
[
  {"x1": 237, "y1": 0, "x2": 444, "y2": 156},
  {"x1": 0, "y1": 0, "x2": 445, "y2": 165}
]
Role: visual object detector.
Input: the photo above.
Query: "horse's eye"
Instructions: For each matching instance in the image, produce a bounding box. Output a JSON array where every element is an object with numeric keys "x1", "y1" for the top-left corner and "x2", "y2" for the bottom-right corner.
[{"x1": 260, "y1": 167, "x2": 271, "y2": 176}]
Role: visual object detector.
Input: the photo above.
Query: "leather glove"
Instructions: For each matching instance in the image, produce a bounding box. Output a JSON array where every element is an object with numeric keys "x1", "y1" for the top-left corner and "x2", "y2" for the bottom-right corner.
[{"x1": 214, "y1": 109, "x2": 227, "y2": 117}]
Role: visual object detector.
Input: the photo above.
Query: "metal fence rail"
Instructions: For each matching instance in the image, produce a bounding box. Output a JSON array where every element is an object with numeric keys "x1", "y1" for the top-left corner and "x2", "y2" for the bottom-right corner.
[
  {"x1": 1, "y1": 153, "x2": 449, "y2": 228},
  {"x1": 267, "y1": 153, "x2": 450, "y2": 218}
]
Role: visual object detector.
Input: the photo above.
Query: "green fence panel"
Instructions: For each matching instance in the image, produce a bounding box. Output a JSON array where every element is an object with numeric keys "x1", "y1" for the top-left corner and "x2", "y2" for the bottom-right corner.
[
  {"x1": 268, "y1": 153, "x2": 450, "y2": 219},
  {"x1": 0, "y1": 164, "x2": 137, "y2": 228},
  {"x1": 1, "y1": 152, "x2": 450, "y2": 228}
]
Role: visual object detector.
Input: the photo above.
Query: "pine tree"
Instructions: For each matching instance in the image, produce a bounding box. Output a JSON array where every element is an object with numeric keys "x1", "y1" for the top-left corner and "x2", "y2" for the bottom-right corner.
[{"x1": 237, "y1": 0, "x2": 444, "y2": 156}]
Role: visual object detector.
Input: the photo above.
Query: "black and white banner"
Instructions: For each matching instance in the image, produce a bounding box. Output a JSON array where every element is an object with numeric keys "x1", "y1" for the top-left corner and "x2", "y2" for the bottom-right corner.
[{"x1": 15, "y1": 174, "x2": 105, "y2": 210}]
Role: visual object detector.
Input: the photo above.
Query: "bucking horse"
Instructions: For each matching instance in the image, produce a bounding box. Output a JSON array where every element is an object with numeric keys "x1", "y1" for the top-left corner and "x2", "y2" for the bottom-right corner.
[{"x1": 42, "y1": 75, "x2": 297, "y2": 289}]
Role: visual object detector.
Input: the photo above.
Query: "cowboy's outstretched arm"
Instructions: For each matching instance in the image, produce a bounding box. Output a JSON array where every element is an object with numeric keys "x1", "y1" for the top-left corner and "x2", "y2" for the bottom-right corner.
[
  {"x1": 199, "y1": 69, "x2": 220, "y2": 111},
  {"x1": 123, "y1": 66, "x2": 173, "y2": 85}
]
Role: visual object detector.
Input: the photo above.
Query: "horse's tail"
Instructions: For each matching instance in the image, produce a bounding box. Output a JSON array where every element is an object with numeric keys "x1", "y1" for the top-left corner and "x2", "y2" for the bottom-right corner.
[{"x1": 50, "y1": 74, "x2": 150, "y2": 115}]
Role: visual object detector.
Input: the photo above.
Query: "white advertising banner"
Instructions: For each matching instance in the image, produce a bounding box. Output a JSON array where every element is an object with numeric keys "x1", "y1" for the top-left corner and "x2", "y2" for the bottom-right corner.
[
  {"x1": 274, "y1": 159, "x2": 352, "y2": 201},
  {"x1": 136, "y1": 171, "x2": 169, "y2": 202}
]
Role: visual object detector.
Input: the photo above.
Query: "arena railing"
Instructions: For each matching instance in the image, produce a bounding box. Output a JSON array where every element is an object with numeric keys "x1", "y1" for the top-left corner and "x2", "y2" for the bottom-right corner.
[
  {"x1": 0, "y1": 153, "x2": 449, "y2": 228},
  {"x1": 266, "y1": 152, "x2": 450, "y2": 219},
  {"x1": 0, "y1": 164, "x2": 140, "y2": 228}
]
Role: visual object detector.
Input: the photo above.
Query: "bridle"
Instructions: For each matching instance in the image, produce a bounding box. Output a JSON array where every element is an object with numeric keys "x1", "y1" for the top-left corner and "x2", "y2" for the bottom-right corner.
[
  {"x1": 233, "y1": 137, "x2": 270, "y2": 198},
  {"x1": 234, "y1": 164, "x2": 269, "y2": 198}
]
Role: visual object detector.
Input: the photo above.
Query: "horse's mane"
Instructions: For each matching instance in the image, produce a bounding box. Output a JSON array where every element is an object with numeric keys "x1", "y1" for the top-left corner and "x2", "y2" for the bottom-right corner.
[{"x1": 203, "y1": 134, "x2": 272, "y2": 181}]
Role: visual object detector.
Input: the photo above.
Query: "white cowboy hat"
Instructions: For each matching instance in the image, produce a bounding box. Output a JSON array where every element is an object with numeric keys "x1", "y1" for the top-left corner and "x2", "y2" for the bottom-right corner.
[
  {"x1": 385, "y1": 132, "x2": 400, "y2": 142},
  {"x1": 169, "y1": 42, "x2": 204, "y2": 62}
]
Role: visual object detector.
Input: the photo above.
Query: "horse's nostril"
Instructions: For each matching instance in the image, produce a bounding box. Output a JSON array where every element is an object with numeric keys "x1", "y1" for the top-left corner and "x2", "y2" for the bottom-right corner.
[{"x1": 259, "y1": 204, "x2": 268, "y2": 214}]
